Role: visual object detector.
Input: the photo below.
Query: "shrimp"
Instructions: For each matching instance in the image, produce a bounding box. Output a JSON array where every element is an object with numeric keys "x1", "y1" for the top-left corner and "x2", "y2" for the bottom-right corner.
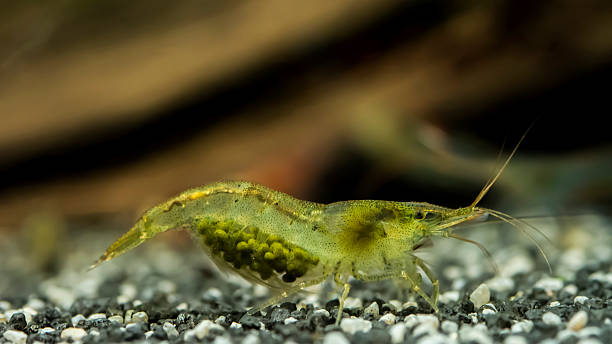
[{"x1": 90, "y1": 130, "x2": 550, "y2": 325}]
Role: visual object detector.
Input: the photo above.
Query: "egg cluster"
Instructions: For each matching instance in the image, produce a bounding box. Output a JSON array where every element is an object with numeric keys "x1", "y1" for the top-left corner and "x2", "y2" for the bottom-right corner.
[{"x1": 195, "y1": 217, "x2": 319, "y2": 283}]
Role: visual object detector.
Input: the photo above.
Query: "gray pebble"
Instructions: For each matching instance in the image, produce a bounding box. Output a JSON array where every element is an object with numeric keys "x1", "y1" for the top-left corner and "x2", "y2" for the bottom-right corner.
[
  {"x1": 363, "y1": 302, "x2": 380, "y2": 317},
  {"x1": 542, "y1": 312, "x2": 562, "y2": 326}
]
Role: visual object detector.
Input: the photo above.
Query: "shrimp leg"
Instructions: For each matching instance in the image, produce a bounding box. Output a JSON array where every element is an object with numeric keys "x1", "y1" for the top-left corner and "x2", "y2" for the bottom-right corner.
[{"x1": 334, "y1": 273, "x2": 351, "y2": 326}]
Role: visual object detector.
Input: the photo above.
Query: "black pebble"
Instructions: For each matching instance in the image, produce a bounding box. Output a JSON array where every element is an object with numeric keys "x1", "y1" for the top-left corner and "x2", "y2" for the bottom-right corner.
[
  {"x1": 239, "y1": 314, "x2": 261, "y2": 329},
  {"x1": 9, "y1": 312, "x2": 27, "y2": 331}
]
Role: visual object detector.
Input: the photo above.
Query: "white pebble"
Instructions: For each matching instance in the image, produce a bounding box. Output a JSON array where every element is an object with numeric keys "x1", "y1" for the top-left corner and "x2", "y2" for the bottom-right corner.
[
  {"x1": 3, "y1": 330, "x2": 27, "y2": 344},
  {"x1": 459, "y1": 325, "x2": 492, "y2": 344},
  {"x1": 563, "y1": 284, "x2": 578, "y2": 295},
  {"x1": 470, "y1": 284, "x2": 491, "y2": 308},
  {"x1": 417, "y1": 333, "x2": 450, "y2": 344},
  {"x1": 343, "y1": 297, "x2": 363, "y2": 309},
  {"x1": 413, "y1": 322, "x2": 439, "y2": 337},
  {"x1": 204, "y1": 288, "x2": 223, "y2": 300},
  {"x1": 184, "y1": 320, "x2": 224, "y2": 340},
  {"x1": 402, "y1": 301, "x2": 418, "y2": 310},
  {"x1": 438, "y1": 291, "x2": 460, "y2": 304},
  {"x1": 26, "y1": 298, "x2": 45, "y2": 311},
  {"x1": 108, "y1": 315, "x2": 124, "y2": 324},
  {"x1": 38, "y1": 327, "x2": 54, "y2": 334},
  {"x1": 557, "y1": 329, "x2": 576, "y2": 341},
  {"x1": 340, "y1": 317, "x2": 372, "y2": 335},
  {"x1": 577, "y1": 339, "x2": 604, "y2": 344},
  {"x1": 485, "y1": 276, "x2": 515, "y2": 293},
  {"x1": 130, "y1": 311, "x2": 148, "y2": 323},
  {"x1": 379, "y1": 313, "x2": 396, "y2": 325},
  {"x1": 389, "y1": 300, "x2": 403, "y2": 311},
  {"x1": 482, "y1": 309, "x2": 496, "y2": 316},
  {"x1": 71, "y1": 314, "x2": 86, "y2": 326},
  {"x1": 124, "y1": 309, "x2": 134, "y2": 323},
  {"x1": 542, "y1": 312, "x2": 562, "y2": 326},
  {"x1": 313, "y1": 309, "x2": 330, "y2": 318},
  {"x1": 284, "y1": 317, "x2": 298, "y2": 325},
  {"x1": 176, "y1": 302, "x2": 189, "y2": 311},
  {"x1": 535, "y1": 277, "x2": 564, "y2": 291},
  {"x1": 511, "y1": 320, "x2": 533, "y2": 333},
  {"x1": 242, "y1": 333, "x2": 261, "y2": 344},
  {"x1": 87, "y1": 313, "x2": 106, "y2": 320},
  {"x1": 389, "y1": 323, "x2": 407, "y2": 344},
  {"x1": 440, "y1": 320, "x2": 458, "y2": 333},
  {"x1": 574, "y1": 296, "x2": 589, "y2": 305},
  {"x1": 144, "y1": 331, "x2": 154, "y2": 339},
  {"x1": 504, "y1": 335, "x2": 528, "y2": 344},
  {"x1": 323, "y1": 331, "x2": 350, "y2": 344},
  {"x1": 568, "y1": 311, "x2": 588, "y2": 331},
  {"x1": 163, "y1": 322, "x2": 179, "y2": 339},
  {"x1": 548, "y1": 301, "x2": 561, "y2": 307},
  {"x1": 230, "y1": 322, "x2": 242, "y2": 329},
  {"x1": 415, "y1": 314, "x2": 440, "y2": 328},
  {"x1": 0, "y1": 300, "x2": 12, "y2": 310},
  {"x1": 212, "y1": 336, "x2": 232, "y2": 344},
  {"x1": 578, "y1": 326, "x2": 601, "y2": 338},
  {"x1": 60, "y1": 327, "x2": 87, "y2": 341},
  {"x1": 363, "y1": 302, "x2": 380, "y2": 317}
]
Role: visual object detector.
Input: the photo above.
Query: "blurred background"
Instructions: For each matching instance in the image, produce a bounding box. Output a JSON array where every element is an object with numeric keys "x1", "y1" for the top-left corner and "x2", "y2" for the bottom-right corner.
[{"x1": 1, "y1": 0, "x2": 612, "y2": 282}]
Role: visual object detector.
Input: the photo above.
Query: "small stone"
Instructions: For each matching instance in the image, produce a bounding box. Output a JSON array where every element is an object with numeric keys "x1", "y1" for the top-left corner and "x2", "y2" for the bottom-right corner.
[
  {"x1": 229, "y1": 322, "x2": 242, "y2": 329},
  {"x1": 87, "y1": 313, "x2": 106, "y2": 321},
  {"x1": 176, "y1": 302, "x2": 189, "y2": 311},
  {"x1": 108, "y1": 315, "x2": 124, "y2": 324},
  {"x1": 284, "y1": 317, "x2": 298, "y2": 325},
  {"x1": 470, "y1": 284, "x2": 491, "y2": 308},
  {"x1": 3, "y1": 330, "x2": 27, "y2": 344},
  {"x1": 567, "y1": 311, "x2": 588, "y2": 331},
  {"x1": 439, "y1": 290, "x2": 460, "y2": 304},
  {"x1": 556, "y1": 329, "x2": 576, "y2": 342},
  {"x1": 26, "y1": 299, "x2": 45, "y2": 311},
  {"x1": 389, "y1": 323, "x2": 407, "y2": 343},
  {"x1": 364, "y1": 302, "x2": 380, "y2": 317},
  {"x1": 124, "y1": 310, "x2": 134, "y2": 323},
  {"x1": 340, "y1": 318, "x2": 372, "y2": 335},
  {"x1": 418, "y1": 334, "x2": 452, "y2": 344},
  {"x1": 130, "y1": 311, "x2": 148, "y2": 323},
  {"x1": 402, "y1": 301, "x2": 418, "y2": 310},
  {"x1": 184, "y1": 320, "x2": 225, "y2": 340},
  {"x1": 9, "y1": 313, "x2": 27, "y2": 331},
  {"x1": 542, "y1": 312, "x2": 562, "y2": 326},
  {"x1": 71, "y1": 314, "x2": 86, "y2": 327},
  {"x1": 504, "y1": 335, "x2": 528, "y2": 344},
  {"x1": 482, "y1": 309, "x2": 496, "y2": 316},
  {"x1": 574, "y1": 296, "x2": 589, "y2": 305},
  {"x1": 577, "y1": 327, "x2": 601, "y2": 338},
  {"x1": 163, "y1": 322, "x2": 179, "y2": 339},
  {"x1": 215, "y1": 315, "x2": 226, "y2": 325},
  {"x1": 441, "y1": 320, "x2": 458, "y2": 333},
  {"x1": 379, "y1": 313, "x2": 396, "y2": 325},
  {"x1": 459, "y1": 325, "x2": 492, "y2": 344},
  {"x1": 212, "y1": 336, "x2": 232, "y2": 344},
  {"x1": 535, "y1": 277, "x2": 564, "y2": 292},
  {"x1": 413, "y1": 322, "x2": 439, "y2": 337},
  {"x1": 144, "y1": 331, "x2": 154, "y2": 339},
  {"x1": 486, "y1": 276, "x2": 515, "y2": 293},
  {"x1": 203, "y1": 288, "x2": 223, "y2": 300},
  {"x1": 562, "y1": 284, "x2": 578, "y2": 295},
  {"x1": 388, "y1": 300, "x2": 402, "y2": 311},
  {"x1": 343, "y1": 297, "x2": 362, "y2": 309},
  {"x1": 39, "y1": 327, "x2": 54, "y2": 334},
  {"x1": 313, "y1": 309, "x2": 330, "y2": 318},
  {"x1": 61, "y1": 327, "x2": 87, "y2": 341},
  {"x1": 511, "y1": 320, "x2": 534, "y2": 333},
  {"x1": 323, "y1": 331, "x2": 350, "y2": 344},
  {"x1": 242, "y1": 333, "x2": 260, "y2": 344},
  {"x1": 548, "y1": 301, "x2": 561, "y2": 307}
]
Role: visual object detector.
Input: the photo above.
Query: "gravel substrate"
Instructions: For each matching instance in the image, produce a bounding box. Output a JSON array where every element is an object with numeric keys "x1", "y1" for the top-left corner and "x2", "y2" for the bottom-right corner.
[{"x1": 1, "y1": 214, "x2": 610, "y2": 343}]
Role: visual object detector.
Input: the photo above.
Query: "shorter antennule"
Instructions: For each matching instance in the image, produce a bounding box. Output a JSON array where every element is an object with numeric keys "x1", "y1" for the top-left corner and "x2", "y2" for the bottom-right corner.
[{"x1": 470, "y1": 125, "x2": 533, "y2": 208}]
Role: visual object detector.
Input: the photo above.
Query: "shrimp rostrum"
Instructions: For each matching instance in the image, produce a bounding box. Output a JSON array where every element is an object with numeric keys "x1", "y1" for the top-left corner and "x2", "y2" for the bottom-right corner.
[{"x1": 91, "y1": 132, "x2": 550, "y2": 325}]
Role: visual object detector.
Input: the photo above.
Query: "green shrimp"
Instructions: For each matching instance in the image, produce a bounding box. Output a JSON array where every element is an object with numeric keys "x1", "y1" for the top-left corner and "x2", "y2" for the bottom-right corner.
[{"x1": 91, "y1": 131, "x2": 550, "y2": 325}]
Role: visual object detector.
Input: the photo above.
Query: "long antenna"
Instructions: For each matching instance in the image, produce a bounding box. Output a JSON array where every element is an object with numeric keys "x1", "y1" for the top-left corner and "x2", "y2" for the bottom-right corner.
[{"x1": 469, "y1": 123, "x2": 534, "y2": 208}]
